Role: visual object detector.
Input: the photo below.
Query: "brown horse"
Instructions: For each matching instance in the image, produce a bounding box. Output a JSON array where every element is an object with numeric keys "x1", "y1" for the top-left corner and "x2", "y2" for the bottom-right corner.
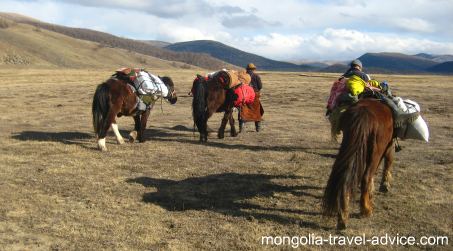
[
  {"x1": 92, "y1": 73, "x2": 177, "y2": 151},
  {"x1": 192, "y1": 74, "x2": 238, "y2": 142},
  {"x1": 322, "y1": 99, "x2": 395, "y2": 230}
]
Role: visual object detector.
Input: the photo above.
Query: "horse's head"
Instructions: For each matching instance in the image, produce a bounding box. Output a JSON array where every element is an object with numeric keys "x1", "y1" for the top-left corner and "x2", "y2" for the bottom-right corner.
[{"x1": 160, "y1": 76, "x2": 177, "y2": 104}]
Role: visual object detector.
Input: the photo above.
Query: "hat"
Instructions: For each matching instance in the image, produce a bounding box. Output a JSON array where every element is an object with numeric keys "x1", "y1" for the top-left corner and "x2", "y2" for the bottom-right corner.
[
  {"x1": 350, "y1": 59, "x2": 362, "y2": 68},
  {"x1": 246, "y1": 63, "x2": 256, "y2": 70}
]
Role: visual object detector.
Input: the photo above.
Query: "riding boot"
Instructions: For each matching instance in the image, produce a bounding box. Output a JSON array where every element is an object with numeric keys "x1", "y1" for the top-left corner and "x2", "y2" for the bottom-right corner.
[
  {"x1": 380, "y1": 96, "x2": 419, "y2": 128},
  {"x1": 255, "y1": 121, "x2": 261, "y2": 132}
]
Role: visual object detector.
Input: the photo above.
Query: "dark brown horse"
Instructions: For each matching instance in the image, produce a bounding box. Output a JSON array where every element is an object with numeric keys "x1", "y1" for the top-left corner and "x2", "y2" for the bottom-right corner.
[
  {"x1": 92, "y1": 73, "x2": 177, "y2": 151},
  {"x1": 322, "y1": 99, "x2": 395, "y2": 230},
  {"x1": 192, "y1": 74, "x2": 238, "y2": 142}
]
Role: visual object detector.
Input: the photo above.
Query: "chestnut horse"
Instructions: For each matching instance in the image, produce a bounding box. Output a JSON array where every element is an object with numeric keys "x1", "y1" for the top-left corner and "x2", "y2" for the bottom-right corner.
[
  {"x1": 192, "y1": 74, "x2": 238, "y2": 142},
  {"x1": 92, "y1": 73, "x2": 177, "y2": 151},
  {"x1": 322, "y1": 99, "x2": 395, "y2": 230}
]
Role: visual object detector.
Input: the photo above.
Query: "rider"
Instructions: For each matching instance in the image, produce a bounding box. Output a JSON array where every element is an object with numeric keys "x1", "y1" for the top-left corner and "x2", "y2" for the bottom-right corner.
[
  {"x1": 341, "y1": 59, "x2": 418, "y2": 127},
  {"x1": 239, "y1": 63, "x2": 263, "y2": 132}
]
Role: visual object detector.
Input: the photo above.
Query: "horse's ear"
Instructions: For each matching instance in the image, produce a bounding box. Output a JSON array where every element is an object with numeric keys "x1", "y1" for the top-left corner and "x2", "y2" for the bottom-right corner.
[{"x1": 196, "y1": 74, "x2": 203, "y2": 79}]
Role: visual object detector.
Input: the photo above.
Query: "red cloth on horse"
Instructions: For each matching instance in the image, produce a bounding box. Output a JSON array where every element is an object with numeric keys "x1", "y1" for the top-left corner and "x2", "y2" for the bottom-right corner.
[
  {"x1": 327, "y1": 78, "x2": 347, "y2": 110},
  {"x1": 240, "y1": 92, "x2": 263, "y2": 122},
  {"x1": 234, "y1": 84, "x2": 255, "y2": 107}
]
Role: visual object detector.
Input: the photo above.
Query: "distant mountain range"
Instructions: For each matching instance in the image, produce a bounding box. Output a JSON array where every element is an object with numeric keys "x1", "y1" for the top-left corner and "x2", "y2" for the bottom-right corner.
[
  {"x1": 166, "y1": 40, "x2": 315, "y2": 71},
  {"x1": 358, "y1": 52, "x2": 438, "y2": 73},
  {"x1": 165, "y1": 40, "x2": 453, "y2": 74},
  {"x1": 321, "y1": 52, "x2": 453, "y2": 74},
  {"x1": 413, "y1": 53, "x2": 453, "y2": 63},
  {"x1": 427, "y1": 61, "x2": 453, "y2": 74},
  {"x1": 1, "y1": 12, "x2": 452, "y2": 74}
]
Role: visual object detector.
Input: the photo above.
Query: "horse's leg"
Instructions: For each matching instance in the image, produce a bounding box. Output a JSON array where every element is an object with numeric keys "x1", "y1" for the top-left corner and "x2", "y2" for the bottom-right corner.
[
  {"x1": 380, "y1": 141, "x2": 395, "y2": 193},
  {"x1": 129, "y1": 114, "x2": 140, "y2": 143},
  {"x1": 360, "y1": 142, "x2": 385, "y2": 217},
  {"x1": 138, "y1": 108, "x2": 151, "y2": 143},
  {"x1": 337, "y1": 189, "x2": 350, "y2": 230},
  {"x1": 228, "y1": 109, "x2": 238, "y2": 137},
  {"x1": 218, "y1": 111, "x2": 230, "y2": 139},
  {"x1": 97, "y1": 107, "x2": 118, "y2": 151},
  {"x1": 360, "y1": 174, "x2": 374, "y2": 217},
  {"x1": 111, "y1": 118, "x2": 125, "y2": 145}
]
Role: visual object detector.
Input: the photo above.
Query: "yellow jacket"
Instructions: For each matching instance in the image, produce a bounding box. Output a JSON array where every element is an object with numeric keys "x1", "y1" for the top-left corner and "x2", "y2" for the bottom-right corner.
[{"x1": 347, "y1": 76, "x2": 380, "y2": 96}]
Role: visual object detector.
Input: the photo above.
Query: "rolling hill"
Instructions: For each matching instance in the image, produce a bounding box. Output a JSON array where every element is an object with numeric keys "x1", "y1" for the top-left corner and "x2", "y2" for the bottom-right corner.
[
  {"x1": 140, "y1": 40, "x2": 171, "y2": 48},
  {"x1": 0, "y1": 12, "x2": 234, "y2": 70},
  {"x1": 426, "y1": 61, "x2": 453, "y2": 74},
  {"x1": 358, "y1": 52, "x2": 438, "y2": 73},
  {"x1": 165, "y1": 40, "x2": 315, "y2": 72},
  {"x1": 320, "y1": 52, "x2": 453, "y2": 74},
  {"x1": 414, "y1": 53, "x2": 453, "y2": 63},
  {"x1": 0, "y1": 16, "x2": 185, "y2": 69}
]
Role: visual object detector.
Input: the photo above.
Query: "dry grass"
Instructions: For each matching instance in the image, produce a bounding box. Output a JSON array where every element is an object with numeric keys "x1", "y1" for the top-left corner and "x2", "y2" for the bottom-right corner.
[{"x1": 0, "y1": 69, "x2": 452, "y2": 250}]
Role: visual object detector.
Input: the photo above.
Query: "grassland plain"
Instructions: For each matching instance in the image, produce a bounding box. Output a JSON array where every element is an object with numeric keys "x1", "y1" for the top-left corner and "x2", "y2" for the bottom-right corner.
[{"x1": 0, "y1": 69, "x2": 452, "y2": 250}]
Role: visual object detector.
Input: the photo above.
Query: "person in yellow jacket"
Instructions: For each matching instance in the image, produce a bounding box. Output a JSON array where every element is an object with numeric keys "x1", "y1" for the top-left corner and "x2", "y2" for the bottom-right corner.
[
  {"x1": 340, "y1": 59, "x2": 418, "y2": 128},
  {"x1": 342, "y1": 59, "x2": 382, "y2": 96}
]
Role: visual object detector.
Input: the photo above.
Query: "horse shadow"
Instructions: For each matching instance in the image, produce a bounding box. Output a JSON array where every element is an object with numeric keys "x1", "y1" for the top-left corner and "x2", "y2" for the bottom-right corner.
[
  {"x1": 127, "y1": 173, "x2": 326, "y2": 229},
  {"x1": 11, "y1": 131, "x2": 95, "y2": 149},
  {"x1": 148, "y1": 126, "x2": 338, "y2": 156}
]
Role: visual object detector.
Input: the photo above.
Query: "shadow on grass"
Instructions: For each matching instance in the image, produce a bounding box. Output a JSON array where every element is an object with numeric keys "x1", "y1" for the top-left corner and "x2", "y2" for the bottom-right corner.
[
  {"x1": 11, "y1": 131, "x2": 96, "y2": 149},
  {"x1": 148, "y1": 126, "x2": 338, "y2": 155},
  {"x1": 127, "y1": 173, "x2": 327, "y2": 229}
]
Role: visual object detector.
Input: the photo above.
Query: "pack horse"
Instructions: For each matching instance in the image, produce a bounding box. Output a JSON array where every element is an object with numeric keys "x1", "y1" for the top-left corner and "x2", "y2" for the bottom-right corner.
[
  {"x1": 92, "y1": 68, "x2": 177, "y2": 151},
  {"x1": 191, "y1": 70, "x2": 254, "y2": 142}
]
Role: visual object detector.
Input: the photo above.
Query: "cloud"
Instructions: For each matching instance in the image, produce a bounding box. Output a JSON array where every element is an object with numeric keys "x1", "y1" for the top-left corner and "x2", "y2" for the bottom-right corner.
[
  {"x1": 227, "y1": 28, "x2": 453, "y2": 61},
  {"x1": 393, "y1": 18, "x2": 433, "y2": 33},
  {"x1": 57, "y1": 0, "x2": 249, "y2": 18},
  {"x1": 221, "y1": 14, "x2": 281, "y2": 28},
  {"x1": 155, "y1": 23, "x2": 216, "y2": 42}
]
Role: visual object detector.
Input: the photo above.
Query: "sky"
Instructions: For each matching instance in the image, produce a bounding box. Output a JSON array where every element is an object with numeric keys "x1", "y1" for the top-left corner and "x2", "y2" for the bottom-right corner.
[{"x1": 2, "y1": 0, "x2": 453, "y2": 62}]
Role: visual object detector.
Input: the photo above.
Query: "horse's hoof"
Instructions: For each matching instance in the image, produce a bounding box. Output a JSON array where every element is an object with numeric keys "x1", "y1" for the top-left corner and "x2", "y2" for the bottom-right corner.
[
  {"x1": 117, "y1": 138, "x2": 125, "y2": 145},
  {"x1": 379, "y1": 184, "x2": 390, "y2": 193},
  {"x1": 336, "y1": 222, "x2": 346, "y2": 230},
  {"x1": 360, "y1": 209, "x2": 372, "y2": 218},
  {"x1": 97, "y1": 139, "x2": 107, "y2": 151},
  {"x1": 231, "y1": 131, "x2": 238, "y2": 137},
  {"x1": 129, "y1": 131, "x2": 137, "y2": 143},
  {"x1": 218, "y1": 134, "x2": 224, "y2": 139}
]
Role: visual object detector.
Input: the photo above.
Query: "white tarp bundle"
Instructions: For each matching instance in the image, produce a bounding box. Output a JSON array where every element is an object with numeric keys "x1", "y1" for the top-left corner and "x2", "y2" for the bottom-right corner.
[
  {"x1": 394, "y1": 97, "x2": 429, "y2": 142},
  {"x1": 134, "y1": 71, "x2": 169, "y2": 98}
]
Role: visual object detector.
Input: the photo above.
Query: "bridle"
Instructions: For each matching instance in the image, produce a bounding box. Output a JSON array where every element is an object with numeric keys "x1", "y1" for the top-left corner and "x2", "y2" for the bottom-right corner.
[{"x1": 166, "y1": 86, "x2": 177, "y2": 100}]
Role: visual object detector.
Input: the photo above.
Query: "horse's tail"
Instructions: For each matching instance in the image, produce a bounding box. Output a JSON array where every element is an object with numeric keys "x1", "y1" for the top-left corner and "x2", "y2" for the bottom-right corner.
[
  {"x1": 322, "y1": 105, "x2": 374, "y2": 216},
  {"x1": 92, "y1": 82, "x2": 110, "y2": 136},
  {"x1": 192, "y1": 77, "x2": 207, "y2": 134}
]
